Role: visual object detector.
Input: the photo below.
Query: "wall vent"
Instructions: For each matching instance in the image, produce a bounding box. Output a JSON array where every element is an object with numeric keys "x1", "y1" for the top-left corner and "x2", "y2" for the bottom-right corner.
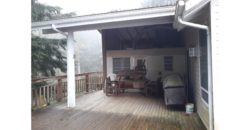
[{"x1": 189, "y1": 47, "x2": 200, "y2": 57}]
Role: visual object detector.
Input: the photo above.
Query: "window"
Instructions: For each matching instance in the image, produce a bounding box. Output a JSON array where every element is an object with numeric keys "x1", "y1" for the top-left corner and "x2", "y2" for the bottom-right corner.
[
  {"x1": 113, "y1": 58, "x2": 130, "y2": 74},
  {"x1": 164, "y1": 56, "x2": 173, "y2": 71},
  {"x1": 199, "y1": 30, "x2": 209, "y2": 104}
]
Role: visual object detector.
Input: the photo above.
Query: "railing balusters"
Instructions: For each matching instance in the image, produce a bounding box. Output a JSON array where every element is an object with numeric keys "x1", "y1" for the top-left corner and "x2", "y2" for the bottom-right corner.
[
  {"x1": 79, "y1": 79, "x2": 81, "y2": 92},
  {"x1": 75, "y1": 80, "x2": 77, "y2": 93},
  {"x1": 46, "y1": 86, "x2": 49, "y2": 104},
  {"x1": 35, "y1": 89, "x2": 38, "y2": 108},
  {"x1": 53, "y1": 85, "x2": 55, "y2": 101},
  {"x1": 39, "y1": 87, "x2": 42, "y2": 107},
  {"x1": 51, "y1": 85, "x2": 54, "y2": 101},
  {"x1": 86, "y1": 74, "x2": 89, "y2": 92},
  {"x1": 31, "y1": 89, "x2": 33, "y2": 108},
  {"x1": 52, "y1": 85, "x2": 54, "y2": 102},
  {"x1": 32, "y1": 72, "x2": 103, "y2": 109},
  {"x1": 54, "y1": 85, "x2": 56, "y2": 102},
  {"x1": 75, "y1": 80, "x2": 76, "y2": 93},
  {"x1": 63, "y1": 82, "x2": 65, "y2": 97},
  {"x1": 50, "y1": 85, "x2": 52, "y2": 102},
  {"x1": 34, "y1": 89, "x2": 37, "y2": 108},
  {"x1": 43, "y1": 86, "x2": 46, "y2": 104},
  {"x1": 78, "y1": 79, "x2": 80, "y2": 92},
  {"x1": 77, "y1": 79, "x2": 79, "y2": 93},
  {"x1": 82, "y1": 79, "x2": 84, "y2": 92},
  {"x1": 56, "y1": 79, "x2": 63, "y2": 102},
  {"x1": 64, "y1": 82, "x2": 67, "y2": 97},
  {"x1": 79, "y1": 79, "x2": 82, "y2": 92}
]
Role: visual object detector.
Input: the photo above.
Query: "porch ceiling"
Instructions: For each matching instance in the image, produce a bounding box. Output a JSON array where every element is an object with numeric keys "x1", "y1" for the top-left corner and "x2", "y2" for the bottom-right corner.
[
  {"x1": 112, "y1": 24, "x2": 174, "y2": 41},
  {"x1": 104, "y1": 24, "x2": 183, "y2": 50},
  {"x1": 32, "y1": 6, "x2": 175, "y2": 34}
]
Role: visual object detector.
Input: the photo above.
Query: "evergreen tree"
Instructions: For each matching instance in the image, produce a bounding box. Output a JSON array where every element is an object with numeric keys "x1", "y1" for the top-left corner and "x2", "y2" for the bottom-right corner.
[
  {"x1": 32, "y1": 0, "x2": 75, "y2": 77},
  {"x1": 32, "y1": 36, "x2": 66, "y2": 77},
  {"x1": 32, "y1": 0, "x2": 75, "y2": 22}
]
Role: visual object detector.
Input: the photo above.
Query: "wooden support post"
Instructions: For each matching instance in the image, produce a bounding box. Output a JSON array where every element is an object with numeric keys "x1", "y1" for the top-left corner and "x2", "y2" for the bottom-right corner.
[
  {"x1": 56, "y1": 78, "x2": 63, "y2": 102},
  {"x1": 86, "y1": 74, "x2": 89, "y2": 92},
  {"x1": 102, "y1": 31, "x2": 107, "y2": 92}
]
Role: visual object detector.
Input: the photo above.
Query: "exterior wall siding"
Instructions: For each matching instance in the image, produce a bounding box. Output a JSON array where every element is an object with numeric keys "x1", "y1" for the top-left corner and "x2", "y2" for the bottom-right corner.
[
  {"x1": 211, "y1": 0, "x2": 250, "y2": 129},
  {"x1": 182, "y1": 27, "x2": 209, "y2": 130},
  {"x1": 181, "y1": 4, "x2": 210, "y2": 129},
  {"x1": 106, "y1": 48, "x2": 186, "y2": 81}
]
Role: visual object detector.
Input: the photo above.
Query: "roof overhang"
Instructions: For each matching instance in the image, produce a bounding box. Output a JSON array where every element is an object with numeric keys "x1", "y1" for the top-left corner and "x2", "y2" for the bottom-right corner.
[
  {"x1": 174, "y1": 0, "x2": 210, "y2": 31},
  {"x1": 183, "y1": 0, "x2": 210, "y2": 21},
  {"x1": 32, "y1": 6, "x2": 175, "y2": 34}
]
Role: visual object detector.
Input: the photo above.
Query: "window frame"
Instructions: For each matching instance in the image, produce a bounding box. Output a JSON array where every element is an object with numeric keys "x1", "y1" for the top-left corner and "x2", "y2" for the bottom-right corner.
[
  {"x1": 164, "y1": 56, "x2": 174, "y2": 71},
  {"x1": 112, "y1": 57, "x2": 130, "y2": 74},
  {"x1": 199, "y1": 30, "x2": 209, "y2": 105}
]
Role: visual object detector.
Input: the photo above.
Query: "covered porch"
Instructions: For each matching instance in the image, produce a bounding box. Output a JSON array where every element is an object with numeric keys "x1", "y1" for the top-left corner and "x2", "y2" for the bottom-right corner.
[
  {"x1": 32, "y1": 1, "x2": 212, "y2": 130},
  {"x1": 32, "y1": 90, "x2": 206, "y2": 130}
]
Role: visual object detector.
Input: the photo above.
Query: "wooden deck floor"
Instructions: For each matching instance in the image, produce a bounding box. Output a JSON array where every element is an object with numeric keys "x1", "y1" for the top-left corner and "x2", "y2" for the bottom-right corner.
[{"x1": 32, "y1": 90, "x2": 206, "y2": 130}]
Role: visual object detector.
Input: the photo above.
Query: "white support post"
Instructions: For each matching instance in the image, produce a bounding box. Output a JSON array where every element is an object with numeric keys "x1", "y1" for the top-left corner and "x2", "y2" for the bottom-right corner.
[{"x1": 67, "y1": 31, "x2": 76, "y2": 107}]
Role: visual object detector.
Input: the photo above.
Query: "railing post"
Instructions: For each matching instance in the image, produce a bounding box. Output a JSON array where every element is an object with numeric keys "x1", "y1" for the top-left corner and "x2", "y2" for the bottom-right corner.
[
  {"x1": 86, "y1": 74, "x2": 89, "y2": 92},
  {"x1": 101, "y1": 74, "x2": 104, "y2": 90},
  {"x1": 34, "y1": 89, "x2": 38, "y2": 108},
  {"x1": 56, "y1": 78, "x2": 63, "y2": 102}
]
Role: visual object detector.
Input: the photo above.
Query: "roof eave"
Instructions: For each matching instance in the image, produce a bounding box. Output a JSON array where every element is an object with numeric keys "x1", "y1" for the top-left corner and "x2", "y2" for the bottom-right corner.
[
  {"x1": 173, "y1": 0, "x2": 210, "y2": 31},
  {"x1": 32, "y1": 6, "x2": 175, "y2": 34}
]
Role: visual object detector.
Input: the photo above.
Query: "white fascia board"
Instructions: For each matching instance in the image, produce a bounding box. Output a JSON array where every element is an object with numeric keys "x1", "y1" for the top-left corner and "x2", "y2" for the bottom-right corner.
[
  {"x1": 32, "y1": 6, "x2": 175, "y2": 34},
  {"x1": 174, "y1": 0, "x2": 210, "y2": 31}
]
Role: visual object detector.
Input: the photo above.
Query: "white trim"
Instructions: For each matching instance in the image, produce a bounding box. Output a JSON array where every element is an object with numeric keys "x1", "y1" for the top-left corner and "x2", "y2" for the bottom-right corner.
[
  {"x1": 32, "y1": 6, "x2": 175, "y2": 34},
  {"x1": 201, "y1": 97, "x2": 209, "y2": 107},
  {"x1": 201, "y1": 86, "x2": 209, "y2": 107},
  {"x1": 67, "y1": 32, "x2": 76, "y2": 108},
  {"x1": 201, "y1": 86, "x2": 208, "y2": 93},
  {"x1": 199, "y1": 29, "x2": 210, "y2": 108}
]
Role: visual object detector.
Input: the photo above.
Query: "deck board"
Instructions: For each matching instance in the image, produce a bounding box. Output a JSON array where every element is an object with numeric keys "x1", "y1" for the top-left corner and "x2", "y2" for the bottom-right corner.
[{"x1": 32, "y1": 90, "x2": 206, "y2": 130}]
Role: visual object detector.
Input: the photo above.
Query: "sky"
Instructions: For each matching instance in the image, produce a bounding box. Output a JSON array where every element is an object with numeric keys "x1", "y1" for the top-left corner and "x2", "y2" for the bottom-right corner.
[{"x1": 39, "y1": 0, "x2": 144, "y2": 16}]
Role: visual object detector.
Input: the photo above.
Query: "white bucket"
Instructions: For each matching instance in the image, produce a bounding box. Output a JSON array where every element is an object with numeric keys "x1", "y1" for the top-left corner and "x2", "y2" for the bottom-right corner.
[{"x1": 185, "y1": 103, "x2": 194, "y2": 114}]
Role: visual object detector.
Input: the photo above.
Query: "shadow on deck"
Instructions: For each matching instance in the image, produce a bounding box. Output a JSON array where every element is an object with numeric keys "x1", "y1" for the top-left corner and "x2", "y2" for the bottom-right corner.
[{"x1": 32, "y1": 90, "x2": 206, "y2": 130}]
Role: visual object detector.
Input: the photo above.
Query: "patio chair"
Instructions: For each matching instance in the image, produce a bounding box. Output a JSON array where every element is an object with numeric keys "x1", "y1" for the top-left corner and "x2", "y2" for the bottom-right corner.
[{"x1": 105, "y1": 77, "x2": 119, "y2": 96}]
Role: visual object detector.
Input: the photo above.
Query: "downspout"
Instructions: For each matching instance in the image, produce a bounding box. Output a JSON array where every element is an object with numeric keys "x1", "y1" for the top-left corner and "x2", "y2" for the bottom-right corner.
[
  {"x1": 51, "y1": 24, "x2": 77, "y2": 42},
  {"x1": 175, "y1": 1, "x2": 214, "y2": 130},
  {"x1": 52, "y1": 24, "x2": 68, "y2": 37}
]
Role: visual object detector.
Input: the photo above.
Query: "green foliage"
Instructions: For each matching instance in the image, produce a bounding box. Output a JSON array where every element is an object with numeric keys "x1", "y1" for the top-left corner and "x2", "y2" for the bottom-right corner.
[
  {"x1": 32, "y1": 0, "x2": 76, "y2": 77},
  {"x1": 32, "y1": 36, "x2": 67, "y2": 76},
  {"x1": 32, "y1": 0, "x2": 75, "y2": 22}
]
